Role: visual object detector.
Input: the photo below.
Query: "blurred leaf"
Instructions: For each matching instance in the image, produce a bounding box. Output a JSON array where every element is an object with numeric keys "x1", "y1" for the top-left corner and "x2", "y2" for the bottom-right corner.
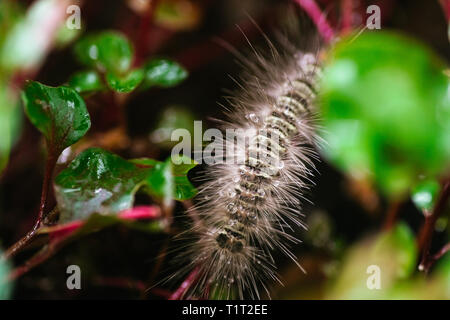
[
  {"x1": 0, "y1": 0, "x2": 23, "y2": 50},
  {"x1": 54, "y1": 148, "x2": 150, "y2": 223},
  {"x1": 0, "y1": 0, "x2": 67, "y2": 72},
  {"x1": 327, "y1": 223, "x2": 417, "y2": 299},
  {"x1": 412, "y1": 178, "x2": 441, "y2": 213},
  {"x1": 0, "y1": 86, "x2": 16, "y2": 173},
  {"x1": 68, "y1": 70, "x2": 104, "y2": 94},
  {"x1": 141, "y1": 59, "x2": 188, "y2": 89},
  {"x1": 106, "y1": 68, "x2": 145, "y2": 93},
  {"x1": 320, "y1": 31, "x2": 450, "y2": 198},
  {"x1": 0, "y1": 248, "x2": 12, "y2": 297},
  {"x1": 21, "y1": 81, "x2": 91, "y2": 154},
  {"x1": 54, "y1": 24, "x2": 81, "y2": 49},
  {"x1": 154, "y1": 0, "x2": 202, "y2": 31},
  {"x1": 0, "y1": 248, "x2": 12, "y2": 299},
  {"x1": 433, "y1": 252, "x2": 450, "y2": 298},
  {"x1": 74, "y1": 31, "x2": 133, "y2": 75},
  {"x1": 149, "y1": 105, "x2": 195, "y2": 148}
]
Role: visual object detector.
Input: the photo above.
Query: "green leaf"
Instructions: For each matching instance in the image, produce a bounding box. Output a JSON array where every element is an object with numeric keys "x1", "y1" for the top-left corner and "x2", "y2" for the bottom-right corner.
[
  {"x1": 141, "y1": 59, "x2": 188, "y2": 89},
  {"x1": 132, "y1": 155, "x2": 198, "y2": 205},
  {"x1": 68, "y1": 70, "x2": 104, "y2": 94},
  {"x1": 411, "y1": 178, "x2": 441, "y2": 213},
  {"x1": 54, "y1": 149, "x2": 197, "y2": 223},
  {"x1": 74, "y1": 31, "x2": 133, "y2": 75},
  {"x1": 171, "y1": 155, "x2": 198, "y2": 200},
  {"x1": 54, "y1": 148, "x2": 151, "y2": 223},
  {"x1": 106, "y1": 68, "x2": 145, "y2": 93},
  {"x1": 327, "y1": 223, "x2": 417, "y2": 299},
  {"x1": 320, "y1": 31, "x2": 450, "y2": 198},
  {"x1": 21, "y1": 81, "x2": 91, "y2": 153},
  {"x1": 0, "y1": 247, "x2": 13, "y2": 299}
]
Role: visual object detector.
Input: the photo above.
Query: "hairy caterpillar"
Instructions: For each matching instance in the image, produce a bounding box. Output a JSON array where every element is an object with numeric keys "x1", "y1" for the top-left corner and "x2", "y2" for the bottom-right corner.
[{"x1": 169, "y1": 15, "x2": 323, "y2": 300}]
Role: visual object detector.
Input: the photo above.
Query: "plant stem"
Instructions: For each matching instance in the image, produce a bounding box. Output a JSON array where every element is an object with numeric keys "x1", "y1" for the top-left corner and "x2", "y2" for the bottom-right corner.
[
  {"x1": 383, "y1": 199, "x2": 402, "y2": 230},
  {"x1": 8, "y1": 237, "x2": 64, "y2": 281},
  {"x1": 418, "y1": 179, "x2": 450, "y2": 272},
  {"x1": 293, "y1": 0, "x2": 335, "y2": 43},
  {"x1": 340, "y1": 0, "x2": 354, "y2": 35},
  {"x1": 37, "y1": 153, "x2": 57, "y2": 227},
  {"x1": 439, "y1": 0, "x2": 450, "y2": 22},
  {"x1": 169, "y1": 267, "x2": 200, "y2": 300},
  {"x1": 3, "y1": 153, "x2": 57, "y2": 259}
]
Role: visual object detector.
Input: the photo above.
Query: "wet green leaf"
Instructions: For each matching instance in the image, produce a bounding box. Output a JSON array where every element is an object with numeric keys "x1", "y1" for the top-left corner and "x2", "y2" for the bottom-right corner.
[
  {"x1": 68, "y1": 70, "x2": 104, "y2": 94},
  {"x1": 55, "y1": 149, "x2": 197, "y2": 223},
  {"x1": 54, "y1": 148, "x2": 151, "y2": 223},
  {"x1": 320, "y1": 31, "x2": 450, "y2": 198},
  {"x1": 106, "y1": 68, "x2": 145, "y2": 93},
  {"x1": 141, "y1": 59, "x2": 188, "y2": 89},
  {"x1": 21, "y1": 81, "x2": 91, "y2": 153},
  {"x1": 411, "y1": 178, "x2": 441, "y2": 213},
  {"x1": 74, "y1": 31, "x2": 133, "y2": 75}
]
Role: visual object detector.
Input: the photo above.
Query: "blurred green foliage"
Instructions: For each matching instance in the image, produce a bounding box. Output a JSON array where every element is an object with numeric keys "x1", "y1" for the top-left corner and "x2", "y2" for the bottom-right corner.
[
  {"x1": 327, "y1": 223, "x2": 417, "y2": 299},
  {"x1": 68, "y1": 70, "x2": 105, "y2": 94},
  {"x1": 0, "y1": 248, "x2": 12, "y2": 300},
  {"x1": 72, "y1": 32, "x2": 187, "y2": 93},
  {"x1": 320, "y1": 31, "x2": 450, "y2": 198}
]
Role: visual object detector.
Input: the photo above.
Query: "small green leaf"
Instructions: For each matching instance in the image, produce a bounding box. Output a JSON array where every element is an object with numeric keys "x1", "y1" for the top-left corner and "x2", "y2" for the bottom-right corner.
[
  {"x1": 141, "y1": 59, "x2": 188, "y2": 89},
  {"x1": 0, "y1": 247, "x2": 13, "y2": 299},
  {"x1": 21, "y1": 81, "x2": 91, "y2": 153},
  {"x1": 74, "y1": 31, "x2": 133, "y2": 75},
  {"x1": 106, "y1": 68, "x2": 145, "y2": 93},
  {"x1": 54, "y1": 148, "x2": 151, "y2": 223},
  {"x1": 68, "y1": 70, "x2": 104, "y2": 94},
  {"x1": 411, "y1": 178, "x2": 441, "y2": 213}
]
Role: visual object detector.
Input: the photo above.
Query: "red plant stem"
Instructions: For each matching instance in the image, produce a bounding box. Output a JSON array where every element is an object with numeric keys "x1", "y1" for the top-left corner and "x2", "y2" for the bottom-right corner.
[
  {"x1": 3, "y1": 153, "x2": 57, "y2": 259},
  {"x1": 293, "y1": 0, "x2": 335, "y2": 43},
  {"x1": 439, "y1": 0, "x2": 450, "y2": 22},
  {"x1": 134, "y1": 0, "x2": 160, "y2": 66},
  {"x1": 383, "y1": 199, "x2": 402, "y2": 231},
  {"x1": 169, "y1": 267, "x2": 200, "y2": 300},
  {"x1": 37, "y1": 153, "x2": 57, "y2": 227},
  {"x1": 340, "y1": 0, "x2": 353, "y2": 34},
  {"x1": 7, "y1": 236, "x2": 65, "y2": 281},
  {"x1": 5, "y1": 206, "x2": 162, "y2": 280},
  {"x1": 421, "y1": 242, "x2": 450, "y2": 272},
  {"x1": 418, "y1": 180, "x2": 450, "y2": 272}
]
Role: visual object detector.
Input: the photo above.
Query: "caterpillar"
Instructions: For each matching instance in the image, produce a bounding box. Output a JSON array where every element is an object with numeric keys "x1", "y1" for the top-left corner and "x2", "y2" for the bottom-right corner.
[{"x1": 169, "y1": 14, "x2": 323, "y2": 300}]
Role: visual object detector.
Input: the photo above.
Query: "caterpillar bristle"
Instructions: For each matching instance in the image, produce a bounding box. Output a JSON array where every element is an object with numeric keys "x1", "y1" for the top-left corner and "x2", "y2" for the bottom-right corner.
[{"x1": 166, "y1": 12, "x2": 323, "y2": 300}]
